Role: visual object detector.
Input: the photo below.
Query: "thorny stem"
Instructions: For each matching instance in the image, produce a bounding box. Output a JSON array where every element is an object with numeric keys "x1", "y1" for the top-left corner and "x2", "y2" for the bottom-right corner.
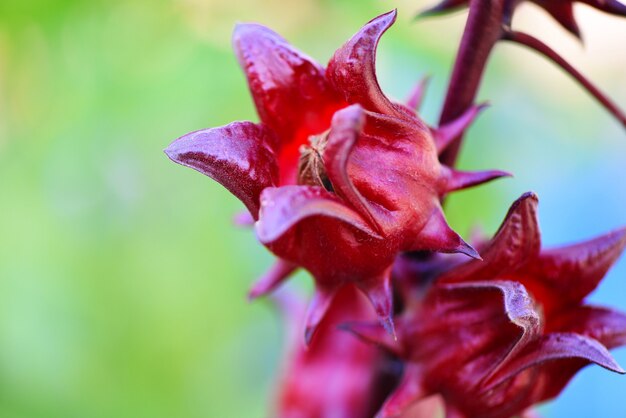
[
  {"x1": 438, "y1": 0, "x2": 506, "y2": 167},
  {"x1": 502, "y1": 29, "x2": 626, "y2": 129}
]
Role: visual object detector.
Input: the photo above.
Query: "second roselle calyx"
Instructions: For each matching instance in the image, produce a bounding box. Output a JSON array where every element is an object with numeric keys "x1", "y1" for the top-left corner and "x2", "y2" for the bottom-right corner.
[{"x1": 347, "y1": 193, "x2": 626, "y2": 417}]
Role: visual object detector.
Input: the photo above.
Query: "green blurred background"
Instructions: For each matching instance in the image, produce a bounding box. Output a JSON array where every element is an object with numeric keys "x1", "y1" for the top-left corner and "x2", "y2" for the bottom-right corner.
[{"x1": 0, "y1": 0, "x2": 625, "y2": 417}]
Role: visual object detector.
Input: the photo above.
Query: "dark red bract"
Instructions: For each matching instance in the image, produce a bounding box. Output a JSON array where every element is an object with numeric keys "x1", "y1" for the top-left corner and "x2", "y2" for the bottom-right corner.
[
  {"x1": 349, "y1": 193, "x2": 626, "y2": 418},
  {"x1": 165, "y1": 10, "x2": 508, "y2": 342}
]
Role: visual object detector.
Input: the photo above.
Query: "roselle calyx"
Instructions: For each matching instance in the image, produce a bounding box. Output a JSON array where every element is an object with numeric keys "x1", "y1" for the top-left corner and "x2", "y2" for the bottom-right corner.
[
  {"x1": 348, "y1": 193, "x2": 626, "y2": 418},
  {"x1": 165, "y1": 10, "x2": 509, "y2": 343}
]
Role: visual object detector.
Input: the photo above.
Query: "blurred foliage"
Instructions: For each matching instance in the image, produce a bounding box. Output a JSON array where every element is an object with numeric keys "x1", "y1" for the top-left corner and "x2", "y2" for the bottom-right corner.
[{"x1": 0, "y1": 0, "x2": 624, "y2": 417}]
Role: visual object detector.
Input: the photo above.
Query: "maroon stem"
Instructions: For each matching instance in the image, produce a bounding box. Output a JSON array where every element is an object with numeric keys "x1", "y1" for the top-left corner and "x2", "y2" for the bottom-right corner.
[
  {"x1": 438, "y1": 0, "x2": 507, "y2": 167},
  {"x1": 502, "y1": 30, "x2": 626, "y2": 129}
]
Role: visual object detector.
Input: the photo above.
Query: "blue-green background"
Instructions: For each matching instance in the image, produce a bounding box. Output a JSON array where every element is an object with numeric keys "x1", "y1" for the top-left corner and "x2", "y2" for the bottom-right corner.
[{"x1": 0, "y1": 0, "x2": 625, "y2": 417}]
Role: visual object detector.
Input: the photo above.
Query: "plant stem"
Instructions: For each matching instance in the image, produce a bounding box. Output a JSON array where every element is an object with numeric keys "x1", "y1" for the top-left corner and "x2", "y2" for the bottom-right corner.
[
  {"x1": 502, "y1": 29, "x2": 626, "y2": 129},
  {"x1": 438, "y1": 0, "x2": 506, "y2": 167}
]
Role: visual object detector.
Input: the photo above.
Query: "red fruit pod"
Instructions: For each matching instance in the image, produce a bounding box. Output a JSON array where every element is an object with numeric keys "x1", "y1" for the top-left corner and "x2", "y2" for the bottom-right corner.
[{"x1": 166, "y1": 10, "x2": 508, "y2": 342}]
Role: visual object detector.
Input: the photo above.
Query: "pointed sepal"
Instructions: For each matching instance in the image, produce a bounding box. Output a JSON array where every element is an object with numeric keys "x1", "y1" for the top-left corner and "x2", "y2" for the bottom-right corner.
[
  {"x1": 304, "y1": 286, "x2": 339, "y2": 345},
  {"x1": 484, "y1": 333, "x2": 625, "y2": 390},
  {"x1": 356, "y1": 268, "x2": 396, "y2": 339},
  {"x1": 549, "y1": 306, "x2": 626, "y2": 350},
  {"x1": 440, "y1": 192, "x2": 540, "y2": 283},
  {"x1": 405, "y1": 75, "x2": 431, "y2": 111},
  {"x1": 165, "y1": 121, "x2": 279, "y2": 218},
  {"x1": 432, "y1": 104, "x2": 488, "y2": 153},
  {"x1": 327, "y1": 10, "x2": 409, "y2": 118},
  {"x1": 414, "y1": 206, "x2": 481, "y2": 259},
  {"x1": 527, "y1": 226, "x2": 626, "y2": 306},
  {"x1": 540, "y1": 2, "x2": 582, "y2": 39},
  {"x1": 441, "y1": 166, "x2": 511, "y2": 193},
  {"x1": 340, "y1": 320, "x2": 402, "y2": 355},
  {"x1": 248, "y1": 258, "x2": 299, "y2": 300}
]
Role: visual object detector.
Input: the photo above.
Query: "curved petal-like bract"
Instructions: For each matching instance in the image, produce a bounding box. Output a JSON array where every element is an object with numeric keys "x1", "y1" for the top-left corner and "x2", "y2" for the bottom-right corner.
[
  {"x1": 323, "y1": 105, "x2": 382, "y2": 232},
  {"x1": 523, "y1": 227, "x2": 626, "y2": 311},
  {"x1": 439, "y1": 192, "x2": 541, "y2": 283},
  {"x1": 327, "y1": 10, "x2": 411, "y2": 119},
  {"x1": 547, "y1": 306, "x2": 626, "y2": 349},
  {"x1": 256, "y1": 185, "x2": 380, "y2": 244},
  {"x1": 233, "y1": 23, "x2": 344, "y2": 183},
  {"x1": 484, "y1": 333, "x2": 624, "y2": 390},
  {"x1": 165, "y1": 122, "x2": 278, "y2": 218}
]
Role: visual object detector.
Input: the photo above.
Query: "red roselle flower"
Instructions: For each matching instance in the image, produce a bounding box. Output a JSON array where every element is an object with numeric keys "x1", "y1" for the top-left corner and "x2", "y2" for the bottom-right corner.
[
  {"x1": 165, "y1": 10, "x2": 509, "y2": 342},
  {"x1": 349, "y1": 193, "x2": 626, "y2": 418},
  {"x1": 273, "y1": 285, "x2": 394, "y2": 418}
]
